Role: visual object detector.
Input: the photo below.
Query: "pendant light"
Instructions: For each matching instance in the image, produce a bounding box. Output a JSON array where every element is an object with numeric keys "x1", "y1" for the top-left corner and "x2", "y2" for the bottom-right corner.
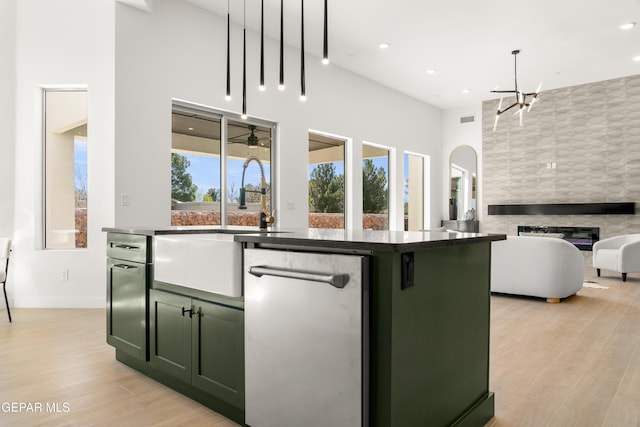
[
  {"x1": 241, "y1": 0, "x2": 247, "y2": 119},
  {"x1": 225, "y1": 0, "x2": 231, "y2": 101},
  {"x1": 259, "y1": 0, "x2": 265, "y2": 91},
  {"x1": 300, "y1": 0, "x2": 306, "y2": 101},
  {"x1": 322, "y1": 0, "x2": 329, "y2": 65},
  {"x1": 490, "y1": 50, "x2": 542, "y2": 131},
  {"x1": 278, "y1": 0, "x2": 285, "y2": 90},
  {"x1": 222, "y1": 0, "x2": 329, "y2": 111}
]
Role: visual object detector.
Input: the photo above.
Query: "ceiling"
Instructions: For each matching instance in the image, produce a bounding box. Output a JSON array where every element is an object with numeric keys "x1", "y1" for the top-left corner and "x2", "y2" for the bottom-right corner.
[{"x1": 182, "y1": 0, "x2": 640, "y2": 110}]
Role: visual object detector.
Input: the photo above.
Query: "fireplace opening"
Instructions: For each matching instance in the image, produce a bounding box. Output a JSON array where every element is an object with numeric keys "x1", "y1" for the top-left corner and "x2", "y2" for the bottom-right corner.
[{"x1": 517, "y1": 225, "x2": 600, "y2": 251}]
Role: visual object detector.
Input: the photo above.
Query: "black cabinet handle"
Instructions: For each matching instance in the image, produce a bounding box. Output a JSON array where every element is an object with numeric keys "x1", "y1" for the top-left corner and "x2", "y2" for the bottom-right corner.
[
  {"x1": 181, "y1": 307, "x2": 193, "y2": 318},
  {"x1": 112, "y1": 264, "x2": 138, "y2": 270},
  {"x1": 112, "y1": 243, "x2": 140, "y2": 250}
]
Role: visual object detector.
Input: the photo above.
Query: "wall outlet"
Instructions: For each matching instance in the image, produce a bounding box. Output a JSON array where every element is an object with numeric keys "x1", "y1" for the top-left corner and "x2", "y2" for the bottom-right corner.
[{"x1": 60, "y1": 269, "x2": 69, "y2": 281}]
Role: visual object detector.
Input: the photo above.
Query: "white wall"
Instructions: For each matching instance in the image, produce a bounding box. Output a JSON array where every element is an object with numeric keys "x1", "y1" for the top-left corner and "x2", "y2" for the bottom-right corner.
[
  {"x1": 4, "y1": 0, "x2": 444, "y2": 309},
  {"x1": 442, "y1": 106, "x2": 482, "y2": 224},
  {"x1": 11, "y1": 0, "x2": 115, "y2": 307},
  {"x1": 0, "y1": 0, "x2": 16, "y2": 238},
  {"x1": 115, "y1": 0, "x2": 443, "y2": 231}
]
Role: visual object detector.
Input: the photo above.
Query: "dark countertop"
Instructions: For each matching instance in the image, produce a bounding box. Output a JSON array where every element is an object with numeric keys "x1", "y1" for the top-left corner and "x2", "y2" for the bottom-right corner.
[
  {"x1": 102, "y1": 226, "x2": 505, "y2": 253},
  {"x1": 234, "y1": 228, "x2": 504, "y2": 252},
  {"x1": 102, "y1": 225, "x2": 276, "y2": 236}
]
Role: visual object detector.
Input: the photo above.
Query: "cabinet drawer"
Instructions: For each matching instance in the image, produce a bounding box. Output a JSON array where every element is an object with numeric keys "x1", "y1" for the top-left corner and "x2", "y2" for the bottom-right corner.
[
  {"x1": 107, "y1": 258, "x2": 148, "y2": 360},
  {"x1": 107, "y1": 233, "x2": 150, "y2": 263}
]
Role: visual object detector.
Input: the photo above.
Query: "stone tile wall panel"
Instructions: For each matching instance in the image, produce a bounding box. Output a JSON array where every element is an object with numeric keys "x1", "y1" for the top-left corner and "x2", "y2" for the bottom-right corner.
[{"x1": 482, "y1": 74, "x2": 640, "y2": 243}]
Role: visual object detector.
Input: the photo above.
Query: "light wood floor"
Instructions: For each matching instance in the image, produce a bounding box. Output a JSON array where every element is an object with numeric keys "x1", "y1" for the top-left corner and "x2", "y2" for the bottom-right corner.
[
  {"x1": 0, "y1": 308, "x2": 240, "y2": 427},
  {"x1": 1, "y1": 268, "x2": 639, "y2": 426},
  {"x1": 488, "y1": 268, "x2": 640, "y2": 427}
]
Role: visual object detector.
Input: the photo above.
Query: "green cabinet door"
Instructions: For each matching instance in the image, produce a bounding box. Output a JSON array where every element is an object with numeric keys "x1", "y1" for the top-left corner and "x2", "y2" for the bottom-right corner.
[
  {"x1": 149, "y1": 289, "x2": 192, "y2": 383},
  {"x1": 191, "y1": 299, "x2": 244, "y2": 409},
  {"x1": 107, "y1": 259, "x2": 147, "y2": 360}
]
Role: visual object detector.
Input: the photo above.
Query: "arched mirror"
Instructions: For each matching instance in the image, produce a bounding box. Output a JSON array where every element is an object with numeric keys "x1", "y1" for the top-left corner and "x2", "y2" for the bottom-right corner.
[{"x1": 449, "y1": 146, "x2": 477, "y2": 220}]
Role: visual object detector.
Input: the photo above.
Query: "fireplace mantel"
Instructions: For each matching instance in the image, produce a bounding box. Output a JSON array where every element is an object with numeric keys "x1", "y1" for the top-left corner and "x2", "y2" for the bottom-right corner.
[{"x1": 488, "y1": 202, "x2": 635, "y2": 216}]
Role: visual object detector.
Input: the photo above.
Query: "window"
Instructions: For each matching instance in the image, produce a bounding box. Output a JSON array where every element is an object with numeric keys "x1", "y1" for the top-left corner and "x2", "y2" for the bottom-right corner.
[
  {"x1": 171, "y1": 108, "x2": 222, "y2": 225},
  {"x1": 362, "y1": 144, "x2": 389, "y2": 230},
  {"x1": 171, "y1": 103, "x2": 274, "y2": 227},
  {"x1": 308, "y1": 133, "x2": 346, "y2": 229},
  {"x1": 225, "y1": 120, "x2": 272, "y2": 226},
  {"x1": 43, "y1": 89, "x2": 88, "y2": 249},
  {"x1": 450, "y1": 164, "x2": 475, "y2": 220},
  {"x1": 403, "y1": 152, "x2": 428, "y2": 231}
]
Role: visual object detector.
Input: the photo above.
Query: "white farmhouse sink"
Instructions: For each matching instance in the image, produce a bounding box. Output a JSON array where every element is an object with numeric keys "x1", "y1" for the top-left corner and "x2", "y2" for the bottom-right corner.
[{"x1": 154, "y1": 234, "x2": 242, "y2": 297}]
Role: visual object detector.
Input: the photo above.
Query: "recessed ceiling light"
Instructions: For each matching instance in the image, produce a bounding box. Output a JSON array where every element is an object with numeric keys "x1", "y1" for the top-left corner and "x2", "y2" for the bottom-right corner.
[
  {"x1": 619, "y1": 22, "x2": 636, "y2": 30},
  {"x1": 461, "y1": 89, "x2": 470, "y2": 94},
  {"x1": 188, "y1": 127, "x2": 194, "y2": 131},
  {"x1": 426, "y1": 68, "x2": 437, "y2": 75},
  {"x1": 378, "y1": 42, "x2": 390, "y2": 49},
  {"x1": 634, "y1": 56, "x2": 640, "y2": 62}
]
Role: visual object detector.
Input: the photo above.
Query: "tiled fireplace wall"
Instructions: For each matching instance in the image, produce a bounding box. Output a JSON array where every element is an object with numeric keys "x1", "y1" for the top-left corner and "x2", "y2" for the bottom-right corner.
[{"x1": 481, "y1": 74, "x2": 640, "y2": 243}]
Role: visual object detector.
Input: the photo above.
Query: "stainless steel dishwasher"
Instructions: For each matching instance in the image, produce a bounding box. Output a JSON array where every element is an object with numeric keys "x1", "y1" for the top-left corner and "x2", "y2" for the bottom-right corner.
[{"x1": 244, "y1": 248, "x2": 369, "y2": 427}]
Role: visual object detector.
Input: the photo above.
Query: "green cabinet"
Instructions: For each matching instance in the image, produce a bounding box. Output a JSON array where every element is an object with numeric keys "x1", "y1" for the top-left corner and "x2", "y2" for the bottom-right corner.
[
  {"x1": 370, "y1": 243, "x2": 494, "y2": 427},
  {"x1": 106, "y1": 233, "x2": 151, "y2": 360},
  {"x1": 149, "y1": 289, "x2": 244, "y2": 410}
]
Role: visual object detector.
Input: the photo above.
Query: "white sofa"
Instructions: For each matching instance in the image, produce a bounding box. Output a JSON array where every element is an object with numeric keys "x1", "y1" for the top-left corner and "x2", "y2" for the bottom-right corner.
[
  {"x1": 592, "y1": 234, "x2": 640, "y2": 281},
  {"x1": 491, "y1": 236, "x2": 584, "y2": 302}
]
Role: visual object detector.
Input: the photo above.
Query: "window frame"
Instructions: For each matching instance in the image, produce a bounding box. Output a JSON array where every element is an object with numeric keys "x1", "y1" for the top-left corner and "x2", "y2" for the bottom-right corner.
[
  {"x1": 403, "y1": 151, "x2": 430, "y2": 231},
  {"x1": 171, "y1": 100, "x2": 278, "y2": 227},
  {"x1": 362, "y1": 141, "x2": 393, "y2": 231},
  {"x1": 307, "y1": 130, "x2": 349, "y2": 230},
  {"x1": 42, "y1": 87, "x2": 89, "y2": 250}
]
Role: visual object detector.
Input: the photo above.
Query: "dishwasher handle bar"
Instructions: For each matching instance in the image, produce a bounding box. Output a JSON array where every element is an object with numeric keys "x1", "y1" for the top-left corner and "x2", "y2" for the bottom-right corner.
[{"x1": 248, "y1": 266, "x2": 350, "y2": 289}]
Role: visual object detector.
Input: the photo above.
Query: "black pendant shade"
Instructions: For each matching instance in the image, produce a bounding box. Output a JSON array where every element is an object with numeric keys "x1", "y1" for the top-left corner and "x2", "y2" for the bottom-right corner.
[
  {"x1": 225, "y1": 1, "x2": 231, "y2": 101},
  {"x1": 323, "y1": 0, "x2": 328, "y2": 64},
  {"x1": 241, "y1": 0, "x2": 247, "y2": 119},
  {"x1": 300, "y1": 0, "x2": 305, "y2": 100},
  {"x1": 279, "y1": 0, "x2": 285, "y2": 90},
  {"x1": 242, "y1": 27, "x2": 247, "y2": 118},
  {"x1": 259, "y1": 0, "x2": 265, "y2": 91}
]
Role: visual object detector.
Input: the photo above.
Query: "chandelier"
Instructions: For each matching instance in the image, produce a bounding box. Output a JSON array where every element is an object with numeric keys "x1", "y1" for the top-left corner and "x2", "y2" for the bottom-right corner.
[
  {"x1": 226, "y1": 0, "x2": 329, "y2": 119},
  {"x1": 491, "y1": 50, "x2": 542, "y2": 131}
]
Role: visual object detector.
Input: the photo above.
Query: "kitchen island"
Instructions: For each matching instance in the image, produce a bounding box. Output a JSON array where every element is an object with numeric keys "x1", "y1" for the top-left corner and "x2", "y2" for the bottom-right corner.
[{"x1": 102, "y1": 226, "x2": 505, "y2": 427}]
